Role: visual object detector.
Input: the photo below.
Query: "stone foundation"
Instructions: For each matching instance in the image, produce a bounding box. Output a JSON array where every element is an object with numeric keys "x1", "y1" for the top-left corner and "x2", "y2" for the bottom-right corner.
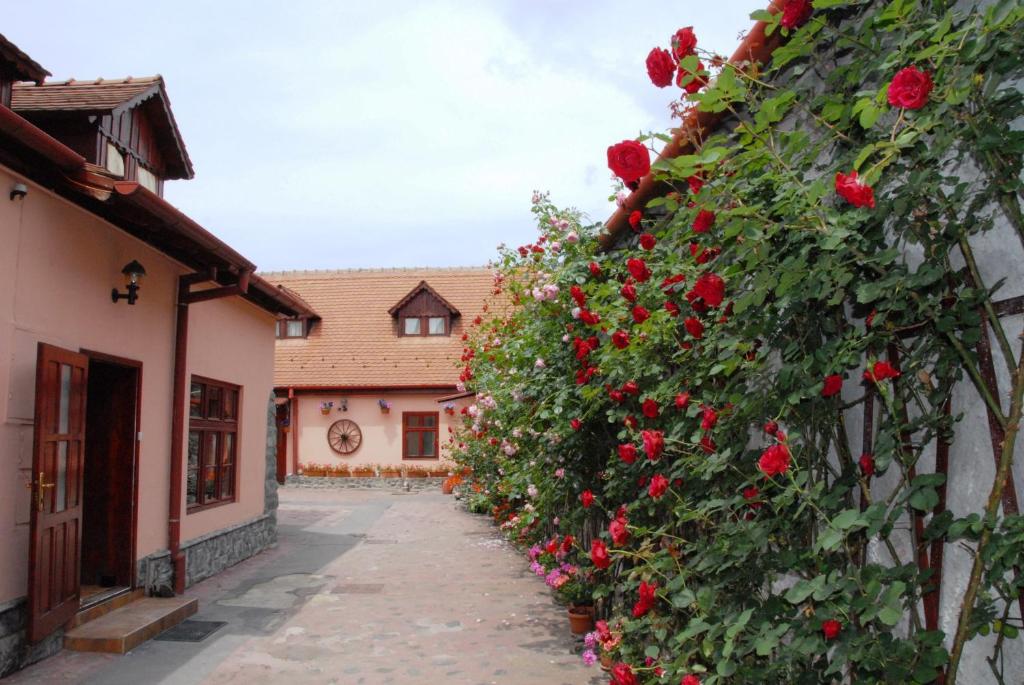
[
  {"x1": 285, "y1": 475, "x2": 445, "y2": 492},
  {"x1": 0, "y1": 597, "x2": 63, "y2": 678}
]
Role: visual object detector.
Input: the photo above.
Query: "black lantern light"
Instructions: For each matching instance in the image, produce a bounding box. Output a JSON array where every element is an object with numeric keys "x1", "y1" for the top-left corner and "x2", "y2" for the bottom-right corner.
[{"x1": 111, "y1": 260, "x2": 146, "y2": 305}]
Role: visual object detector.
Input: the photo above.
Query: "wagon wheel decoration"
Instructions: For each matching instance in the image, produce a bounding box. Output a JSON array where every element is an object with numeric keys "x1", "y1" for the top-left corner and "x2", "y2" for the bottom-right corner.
[{"x1": 327, "y1": 419, "x2": 362, "y2": 455}]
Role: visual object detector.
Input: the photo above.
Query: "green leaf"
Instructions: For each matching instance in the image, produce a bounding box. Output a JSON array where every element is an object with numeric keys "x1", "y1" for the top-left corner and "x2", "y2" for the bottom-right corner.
[
  {"x1": 832, "y1": 509, "x2": 863, "y2": 530},
  {"x1": 910, "y1": 487, "x2": 939, "y2": 512},
  {"x1": 878, "y1": 605, "x2": 903, "y2": 626}
]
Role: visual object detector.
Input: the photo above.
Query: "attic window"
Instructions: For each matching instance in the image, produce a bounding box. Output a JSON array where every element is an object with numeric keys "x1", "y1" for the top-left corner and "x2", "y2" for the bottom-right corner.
[
  {"x1": 137, "y1": 165, "x2": 159, "y2": 194},
  {"x1": 390, "y1": 281, "x2": 459, "y2": 338},
  {"x1": 402, "y1": 315, "x2": 448, "y2": 337},
  {"x1": 276, "y1": 318, "x2": 308, "y2": 339},
  {"x1": 105, "y1": 142, "x2": 125, "y2": 177}
]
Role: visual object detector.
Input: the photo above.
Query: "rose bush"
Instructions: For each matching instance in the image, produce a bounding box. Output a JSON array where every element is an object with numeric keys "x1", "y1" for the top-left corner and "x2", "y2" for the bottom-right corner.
[{"x1": 452, "y1": 2, "x2": 1024, "y2": 683}]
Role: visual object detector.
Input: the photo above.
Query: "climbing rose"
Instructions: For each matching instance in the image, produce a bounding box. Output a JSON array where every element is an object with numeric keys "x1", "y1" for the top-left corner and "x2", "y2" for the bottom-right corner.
[
  {"x1": 581, "y1": 489, "x2": 595, "y2": 508},
  {"x1": 622, "y1": 380, "x2": 640, "y2": 395},
  {"x1": 887, "y1": 66, "x2": 933, "y2": 110},
  {"x1": 607, "y1": 140, "x2": 651, "y2": 184},
  {"x1": 675, "y1": 391, "x2": 690, "y2": 409},
  {"x1": 589, "y1": 261, "x2": 602, "y2": 277},
  {"x1": 570, "y1": 285, "x2": 586, "y2": 307},
  {"x1": 624, "y1": 414, "x2": 638, "y2": 430},
  {"x1": 681, "y1": 676, "x2": 701, "y2": 685},
  {"x1": 671, "y1": 27, "x2": 697, "y2": 59},
  {"x1": 700, "y1": 406, "x2": 718, "y2": 431},
  {"x1": 864, "y1": 360, "x2": 901, "y2": 383},
  {"x1": 608, "y1": 388, "x2": 625, "y2": 403},
  {"x1": 632, "y1": 306, "x2": 650, "y2": 324},
  {"x1": 612, "y1": 330, "x2": 630, "y2": 350},
  {"x1": 642, "y1": 430, "x2": 665, "y2": 460},
  {"x1": 570, "y1": 418, "x2": 582, "y2": 432},
  {"x1": 610, "y1": 663, "x2": 637, "y2": 685},
  {"x1": 628, "y1": 210, "x2": 643, "y2": 231},
  {"x1": 627, "y1": 258, "x2": 652, "y2": 282},
  {"x1": 758, "y1": 443, "x2": 792, "y2": 477},
  {"x1": 646, "y1": 47, "x2": 676, "y2": 88},
  {"x1": 632, "y1": 581, "x2": 658, "y2": 617},
  {"x1": 822, "y1": 374, "x2": 843, "y2": 397},
  {"x1": 835, "y1": 171, "x2": 876, "y2": 208},
  {"x1": 665, "y1": 301, "x2": 681, "y2": 317},
  {"x1": 648, "y1": 474, "x2": 669, "y2": 499},
  {"x1": 764, "y1": 420, "x2": 779, "y2": 435},
  {"x1": 692, "y1": 273, "x2": 725, "y2": 307},
  {"x1": 609, "y1": 517, "x2": 629, "y2": 546},
  {"x1": 621, "y1": 280, "x2": 637, "y2": 302},
  {"x1": 641, "y1": 398, "x2": 660, "y2": 419},
  {"x1": 687, "y1": 174, "x2": 704, "y2": 195},
  {"x1": 822, "y1": 619, "x2": 842, "y2": 640},
  {"x1": 684, "y1": 316, "x2": 704, "y2": 339},
  {"x1": 639, "y1": 233, "x2": 657, "y2": 250},
  {"x1": 591, "y1": 540, "x2": 611, "y2": 569},
  {"x1": 692, "y1": 209, "x2": 716, "y2": 233},
  {"x1": 780, "y1": 0, "x2": 813, "y2": 29},
  {"x1": 676, "y1": 61, "x2": 707, "y2": 93},
  {"x1": 859, "y1": 453, "x2": 875, "y2": 477},
  {"x1": 618, "y1": 443, "x2": 638, "y2": 464},
  {"x1": 700, "y1": 435, "x2": 716, "y2": 453}
]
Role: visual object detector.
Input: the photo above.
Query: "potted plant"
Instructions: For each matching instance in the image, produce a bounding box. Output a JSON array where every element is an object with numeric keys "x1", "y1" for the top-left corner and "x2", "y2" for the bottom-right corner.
[
  {"x1": 352, "y1": 463, "x2": 375, "y2": 477},
  {"x1": 380, "y1": 464, "x2": 401, "y2": 478},
  {"x1": 378, "y1": 399, "x2": 391, "y2": 414},
  {"x1": 407, "y1": 465, "x2": 429, "y2": 478},
  {"x1": 442, "y1": 402, "x2": 456, "y2": 416},
  {"x1": 557, "y1": 575, "x2": 595, "y2": 634},
  {"x1": 319, "y1": 401, "x2": 333, "y2": 416},
  {"x1": 330, "y1": 463, "x2": 350, "y2": 478}
]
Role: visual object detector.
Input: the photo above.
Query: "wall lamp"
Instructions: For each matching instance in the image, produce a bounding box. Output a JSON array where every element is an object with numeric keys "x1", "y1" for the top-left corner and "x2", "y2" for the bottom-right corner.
[{"x1": 111, "y1": 260, "x2": 147, "y2": 305}]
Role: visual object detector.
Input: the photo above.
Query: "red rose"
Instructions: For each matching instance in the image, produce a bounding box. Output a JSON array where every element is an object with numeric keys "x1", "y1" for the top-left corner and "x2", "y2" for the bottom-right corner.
[
  {"x1": 545, "y1": 538, "x2": 558, "y2": 555},
  {"x1": 632, "y1": 580, "x2": 658, "y2": 617},
  {"x1": 641, "y1": 398, "x2": 659, "y2": 418},
  {"x1": 887, "y1": 66, "x2": 933, "y2": 110},
  {"x1": 624, "y1": 414, "x2": 639, "y2": 430},
  {"x1": 645, "y1": 47, "x2": 676, "y2": 88},
  {"x1": 821, "y1": 374, "x2": 843, "y2": 397},
  {"x1": 687, "y1": 174, "x2": 704, "y2": 195},
  {"x1": 701, "y1": 435, "x2": 716, "y2": 453},
  {"x1": 758, "y1": 443, "x2": 792, "y2": 477},
  {"x1": 681, "y1": 676, "x2": 702, "y2": 685},
  {"x1": 742, "y1": 486, "x2": 760, "y2": 501},
  {"x1": 859, "y1": 453, "x2": 875, "y2": 477},
  {"x1": 621, "y1": 280, "x2": 637, "y2": 302},
  {"x1": 580, "y1": 489, "x2": 594, "y2": 508},
  {"x1": 648, "y1": 474, "x2": 669, "y2": 499},
  {"x1": 609, "y1": 517, "x2": 629, "y2": 546},
  {"x1": 610, "y1": 663, "x2": 637, "y2": 685},
  {"x1": 675, "y1": 391, "x2": 690, "y2": 409},
  {"x1": 665, "y1": 301, "x2": 681, "y2": 317},
  {"x1": 580, "y1": 309, "x2": 601, "y2": 325},
  {"x1": 692, "y1": 209, "x2": 716, "y2": 233},
  {"x1": 700, "y1": 405, "x2": 718, "y2": 431},
  {"x1": 863, "y1": 360, "x2": 901, "y2": 383},
  {"x1": 639, "y1": 233, "x2": 657, "y2": 250},
  {"x1": 607, "y1": 140, "x2": 651, "y2": 184},
  {"x1": 627, "y1": 258, "x2": 652, "y2": 282},
  {"x1": 671, "y1": 27, "x2": 697, "y2": 59},
  {"x1": 676, "y1": 61, "x2": 707, "y2": 93},
  {"x1": 628, "y1": 210, "x2": 643, "y2": 231},
  {"x1": 570, "y1": 418, "x2": 582, "y2": 432},
  {"x1": 608, "y1": 387, "x2": 625, "y2": 403},
  {"x1": 589, "y1": 261, "x2": 602, "y2": 277},
  {"x1": 632, "y1": 306, "x2": 650, "y2": 324},
  {"x1": 835, "y1": 171, "x2": 876, "y2": 208},
  {"x1": 822, "y1": 619, "x2": 842, "y2": 640},
  {"x1": 691, "y1": 273, "x2": 725, "y2": 308},
  {"x1": 561, "y1": 534, "x2": 574, "y2": 553},
  {"x1": 618, "y1": 443, "x2": 638, "y2": 464},
  {"x1": 642, "y1": 429, "x2": 664, "y2": 461},
  {"x1": 570, "y1": 285, "x2": 586, "y2": 307},
  {"x1": 622, "y1": 380, "x2": 640, "y2": 396},
  {"x1": 612, "y1": 330, "x2": 630, "y2": 350},
  {"x1": 780, "y1": 0, "x2": 813, "y2": 29},
  {"x1": 684, "y1": 316, "x2": 704, "y2": 339},
  {"x1": 591, "y1": 540, "x2": 611, "y2": 569},
  {"x1": 764, "y1": 420, "x2": 779, "y2": 435}
]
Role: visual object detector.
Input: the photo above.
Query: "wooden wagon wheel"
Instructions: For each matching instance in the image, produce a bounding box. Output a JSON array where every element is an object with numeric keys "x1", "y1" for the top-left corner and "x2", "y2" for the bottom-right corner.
[{"x1": 327, "y1": 419, "x2": 362, "y2": 455}]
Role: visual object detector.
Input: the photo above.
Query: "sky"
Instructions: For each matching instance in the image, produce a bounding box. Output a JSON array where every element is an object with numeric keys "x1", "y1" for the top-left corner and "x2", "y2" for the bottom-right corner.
[{"x1": 6, "y1": 1, "x2": 756, "y2": 271}]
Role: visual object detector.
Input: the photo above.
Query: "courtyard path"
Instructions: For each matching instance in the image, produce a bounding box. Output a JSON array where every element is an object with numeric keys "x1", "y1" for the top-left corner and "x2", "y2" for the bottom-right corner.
[{"x1": 6, "y1": 487, "x2": 602, "y2": 685}]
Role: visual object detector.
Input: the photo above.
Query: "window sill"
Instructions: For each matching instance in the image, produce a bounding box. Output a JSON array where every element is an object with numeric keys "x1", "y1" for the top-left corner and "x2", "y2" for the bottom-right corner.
[
  {"x1": 402, "y1": 456, "x2": 439, "y2": 460},
  {"x1": 186, "y1": 497, "x2": 237, "y2": 514}
]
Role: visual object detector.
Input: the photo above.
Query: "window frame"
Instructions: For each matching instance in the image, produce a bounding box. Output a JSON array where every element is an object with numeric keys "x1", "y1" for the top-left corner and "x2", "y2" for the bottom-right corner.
[
  {"x1": 276, "y1": 317, "x2": 308, "y2": 339},
  {"x1": 402, "y1": 411, "x2": 440, "y2": 460},
  {"x1": 399, "y1": 315, "x2": 449, "y2": 337},
  {"x1": 187, "y1": 376, "x2": 242, "y2": 512}
]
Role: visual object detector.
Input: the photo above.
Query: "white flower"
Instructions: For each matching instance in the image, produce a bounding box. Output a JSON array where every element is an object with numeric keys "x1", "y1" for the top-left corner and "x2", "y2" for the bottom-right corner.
[
  {"x1": 527, "y1": 484, "x2": 539, "y2": 498},
  {"x1": 535, "y1": 358, "x2": 546, "y2": 369},
  {"x1": 571, "y1": 307, "x2": 581, "y2": 320}
]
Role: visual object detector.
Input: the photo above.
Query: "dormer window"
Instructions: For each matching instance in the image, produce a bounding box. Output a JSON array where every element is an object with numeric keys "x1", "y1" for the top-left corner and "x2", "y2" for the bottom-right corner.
[
  {"x1": 105, "y1": 141, "x2": 125, "y2": 177},
  {"x1": 137, "y1": 165, "x2": 159, "y2": 194},
  {"x1": 276, "y1": 317, "x2": 309, "y2": 339},
  {"x1": 389, "y1": 281, "x2": 460, "y2": 338}
]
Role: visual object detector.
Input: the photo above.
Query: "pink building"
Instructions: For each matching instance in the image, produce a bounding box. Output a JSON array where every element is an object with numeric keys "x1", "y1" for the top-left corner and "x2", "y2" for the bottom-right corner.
[
  {"x1": 0, "y1": 35, "x2": 316, "y2": 673},
  {"x1": 265, "y1": 269, "x2": 494, "y2": 477}
]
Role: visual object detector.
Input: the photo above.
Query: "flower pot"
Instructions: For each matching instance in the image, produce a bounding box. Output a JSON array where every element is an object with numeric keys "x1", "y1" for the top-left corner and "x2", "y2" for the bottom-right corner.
[
  {"x1": 568, "y1": 608, "x2": 595, "y2": 635},
  {"x1": 320, "y1": 409, "x2": 330, "y2": 416},
  {"x1": 599, "y1": 652, "x2": 614, "y2": 671},
  {"x1": 380, "y1": 407, "x2": 390, "y2": 415}
]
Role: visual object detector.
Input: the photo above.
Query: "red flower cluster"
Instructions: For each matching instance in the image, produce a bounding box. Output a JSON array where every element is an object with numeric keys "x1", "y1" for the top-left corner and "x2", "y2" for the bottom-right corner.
[
  {"x1": 621, "y1": 280, "x2": 637, "y2": 302},
  {"x1": 641, "y1": 398, "x2": 660, "y2": 418},
  {"x1": 822, "y1": 619, "x2": 843, "y2": 640},
  {"x1": 632, "y1": 580, "x2": 658, "y2": 617},
  {"x1": 609, "y1": 513, "x2": 629, "y2": 546},
  {"x1": 569, "y1": 285, "x2": 586, "y2": 307},
  {"x1": 859, "y1": 453, "x2": 875, "y2": 477},
  {"x1": 648, "y1": 474, "x2": 669, "y2": 499},
  {"x1": 758, "y1": 442, "x2": 792, "y2": 477},
  {"x1": 610, "y1": 663, "x2": 636, "y2": 685},
  {"x1": 628, "y1": 210, "x2": 643, "y2": 231},
  {"x1": 570, "y1": 418, "x2": 582, "y2": 431},
  {"x1": 612, "y1": 330, "x2": 630, "y2": 350},
  {"x1": 642, "y1": 429, "x2": 665, "y2": 460},
  {"x1": 645, "y1": 47, "x2": 676, "y2": 88},
  {"x1": 607, "y1": 140, "x2": 651, "y2": 184},
  {"x1": 588, "y1": 261, "x2": 602, "y2": 277},
  {"x1": 676, "y1": 61, "x2": 708, "y2": 94},
  {"x1": 671, "y1": 27, "x2": 697, "y2": 59},
  {"x1": 835, "y1": 171, "x2": 876, "y2": 208},
  {"x1": 627, "y1": 258, "x2": 652, "y2": 282},
  {"x1": 689, "y1": 273, "x2": 726, "y2": 308},
  {"x1": 632, "y1": 305, "x2": 650, "y2": 324},
  {"x1": 684, "y1": 316, "x2": 704, "y2": 339},
  {"x1": 675, "y1": 391, "x2": 690, "y2": 409},
  {"x1": 780, "y1": 0, "x2": 813, "y2": 29},
  {"x1": 864, "y1": 360, "x2": 900, "y2": 383},
  {"x1": 821, "y1": 374, "x2": 843, "y2": 397},
  {"x1": 700, "y1": 405, "x2": 718, "y2": 431},
  {"x1": 591, "y1": 539, "x2": 611, "y2": 569},
  {"x1": 692, "y1": 208, "x2": 716, "y2": 233},
  {"x1": 580, "y1": 489, "x2": 594, "y2": 508},
  {"x1": 888, "y1": 66, "x2": 933, "y2": 110},
  {"x1": 618, "y1": 443, "x2": 638, "y2": 464},
  {"x1": 639, "y1": 233, "x2": 657, "y2": 250},
  {"x1": 681, "y1": 676, "x2": 702, "y2": 685}
]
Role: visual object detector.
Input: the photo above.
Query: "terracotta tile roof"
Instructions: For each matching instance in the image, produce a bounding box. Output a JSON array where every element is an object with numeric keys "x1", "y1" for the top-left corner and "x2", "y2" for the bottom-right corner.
[
  {"x1": 12, "y1": 76, "x2": 163, "y2": 111},
  {"x1": 0, "y1": 34, "x2": 49, "y2": 83},
  {"x1": 263, "y1": 268, "x2": 496, "y2": 389}
]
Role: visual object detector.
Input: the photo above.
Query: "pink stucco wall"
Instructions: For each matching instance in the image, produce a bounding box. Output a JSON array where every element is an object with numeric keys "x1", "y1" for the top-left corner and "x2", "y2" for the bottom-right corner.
[
  {"x1": 292, "y1": 392, "x2": 468, "y2": 470},
  {"x1": 0, "y1": 165, "x2": 275, "y2": 605}
]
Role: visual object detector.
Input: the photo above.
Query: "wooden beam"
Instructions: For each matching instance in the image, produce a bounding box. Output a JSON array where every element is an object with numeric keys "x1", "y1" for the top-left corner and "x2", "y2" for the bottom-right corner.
[{"x1": 178, "y1": 269, "x2": 250, "y2": 305}]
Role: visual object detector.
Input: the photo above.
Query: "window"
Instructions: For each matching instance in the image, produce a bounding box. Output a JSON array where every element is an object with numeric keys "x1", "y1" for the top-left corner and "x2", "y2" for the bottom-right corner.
[
  {"x1": 105, "y1": 142, "x2": 125, "y2": 177},
  {"x1": 137, "y1": 165, "x2": 160, "y2": 194},
  {"x1": 276, "y1": 318, "x2": 307, "y2": 338},
  {"x1": 187, "y1": 376, "x2": 240, "y2": 509},
  {"x1": 403, "y1": 412, "x2": 439, "y2": 459},
  {"x1": 400, "y1": 315, "x2": 448, "y2": 337}
]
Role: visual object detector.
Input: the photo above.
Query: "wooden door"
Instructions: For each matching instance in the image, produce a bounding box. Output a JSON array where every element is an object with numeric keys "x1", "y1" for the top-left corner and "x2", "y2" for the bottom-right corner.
[
  {"x1": 27, "y1": 343, "x2": 88, "y2": 642},
  {"x1": 275, "y1": 403, "x2": 289, "y2": 484}
]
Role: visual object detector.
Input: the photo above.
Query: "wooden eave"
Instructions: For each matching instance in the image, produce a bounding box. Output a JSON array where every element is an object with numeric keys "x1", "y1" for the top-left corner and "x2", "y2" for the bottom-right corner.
[
  {"x1": 387, "y1": 280, "x2": 461, "y2": 317},
  {"x1": 0, "y1": 34, "x2": 49, "y2": 83}
]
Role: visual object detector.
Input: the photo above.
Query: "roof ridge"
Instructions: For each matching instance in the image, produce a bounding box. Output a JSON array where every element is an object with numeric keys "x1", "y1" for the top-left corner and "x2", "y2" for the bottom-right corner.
[
  {"x1": 259, "y1": 266, "x2": 491, "y2": 277},
  {"x1": 16, "y1": 75, "x2": 163, "y2": 87}
]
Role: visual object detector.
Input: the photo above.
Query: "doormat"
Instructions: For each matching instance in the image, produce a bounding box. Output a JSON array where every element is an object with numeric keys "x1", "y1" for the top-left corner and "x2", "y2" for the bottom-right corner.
[{"x1": 154, "y1": 620, "x2": 228, "y2": 643}]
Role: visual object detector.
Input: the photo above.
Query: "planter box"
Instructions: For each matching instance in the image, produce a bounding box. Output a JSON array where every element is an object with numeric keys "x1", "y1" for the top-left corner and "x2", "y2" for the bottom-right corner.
[{"x1": 351, "y1": 470, "x2": 375, "y2": 478}]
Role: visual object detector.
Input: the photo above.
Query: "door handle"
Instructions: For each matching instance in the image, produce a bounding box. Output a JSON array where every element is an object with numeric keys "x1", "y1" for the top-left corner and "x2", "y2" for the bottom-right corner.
[{"x1": 34, "y1": 471, "x2": 54, "y2": 512}]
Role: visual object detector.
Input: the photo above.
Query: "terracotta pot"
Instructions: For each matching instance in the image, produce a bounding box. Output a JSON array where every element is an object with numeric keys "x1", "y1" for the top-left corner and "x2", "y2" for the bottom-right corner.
[
  {"x1": 320, "y1": 408, "x2": 330, "y2": 415},
  {"x1": 599, "y1": 652, "x2": 614, "y2": 671},
  {"x1": 380, "y1": 407, "x2": 390, "y2": 414},
  {"x1": 567, "y1": 608, "x2": 595, "y2": 635},
  {"x1": 441, "y1": 479, "x2": 456, "y2": 494}
]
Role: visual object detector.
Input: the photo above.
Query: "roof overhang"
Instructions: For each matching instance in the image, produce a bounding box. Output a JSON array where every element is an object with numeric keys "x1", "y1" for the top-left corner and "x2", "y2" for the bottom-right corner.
[{"x1": 0, "y1": 34, "x2": 49, "y2": 83}]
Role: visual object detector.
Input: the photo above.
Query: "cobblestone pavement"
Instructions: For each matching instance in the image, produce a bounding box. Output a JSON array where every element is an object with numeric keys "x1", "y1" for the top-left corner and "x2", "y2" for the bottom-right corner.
[{"x1": 5, "y1": 487, "x2": 603, "y2": 685}]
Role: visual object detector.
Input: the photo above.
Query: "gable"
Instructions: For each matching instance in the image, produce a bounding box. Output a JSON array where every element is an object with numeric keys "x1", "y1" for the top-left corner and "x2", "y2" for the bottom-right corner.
[{"x1": 388, "y1": 281, "x2": 461, "y2": 317}]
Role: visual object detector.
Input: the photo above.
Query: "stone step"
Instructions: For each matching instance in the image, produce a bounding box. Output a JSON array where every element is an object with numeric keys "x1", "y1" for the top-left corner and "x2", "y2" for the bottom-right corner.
[
  {"x1": 63, "y1": 596, "x2": 198, "y2": 654},
  {"x1": 68, "y1": 588, "x2": 145, "y2": 629}
]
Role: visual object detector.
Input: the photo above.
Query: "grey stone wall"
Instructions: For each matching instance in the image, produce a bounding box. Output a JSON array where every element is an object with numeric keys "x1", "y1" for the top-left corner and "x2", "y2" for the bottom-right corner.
[
  {"x1": 0, "y1": 597, "x2": 63, "y2": 678},
  {"x1": 265, "y1": 393, "x2": 279, "y2": 520}
]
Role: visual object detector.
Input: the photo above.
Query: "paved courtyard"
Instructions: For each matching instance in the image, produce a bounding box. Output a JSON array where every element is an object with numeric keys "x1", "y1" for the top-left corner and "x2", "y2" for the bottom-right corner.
[{"x1": 6, "y1": 487, "x2": 602, "y2": 685}]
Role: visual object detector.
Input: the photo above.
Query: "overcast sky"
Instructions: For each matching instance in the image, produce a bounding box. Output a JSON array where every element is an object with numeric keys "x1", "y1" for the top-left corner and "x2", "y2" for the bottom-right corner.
[{"x1": 7, "y1": 1, "x2": 756, "y2": 271}]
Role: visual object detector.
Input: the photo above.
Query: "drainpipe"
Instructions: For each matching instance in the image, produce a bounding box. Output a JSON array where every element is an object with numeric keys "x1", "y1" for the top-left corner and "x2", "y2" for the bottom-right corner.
[{"x1": 289, "y1": 388, "x2": 299, "y2": 474}]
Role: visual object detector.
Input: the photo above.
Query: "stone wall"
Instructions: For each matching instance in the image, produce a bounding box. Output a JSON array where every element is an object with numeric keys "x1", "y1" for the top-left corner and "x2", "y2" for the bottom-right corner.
[{"x1": 0, "y1": 597, "x2": 63, "y2": 678}]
